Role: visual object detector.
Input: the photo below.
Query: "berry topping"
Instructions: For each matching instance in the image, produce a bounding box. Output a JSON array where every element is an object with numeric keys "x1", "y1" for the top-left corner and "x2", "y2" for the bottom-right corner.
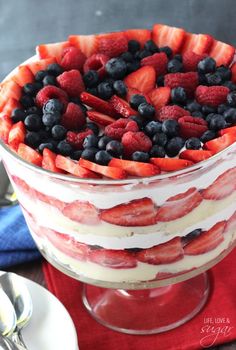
[
  {"x1": 124, "y1": 66, "x2": 156, "y2": 94},
  {"x1": 197, "y1": 57, "x2": 216, "y2": 74},
  {"x1": 60, "y1": 46, "x2": 86, "y2": 71},
  {"x1": 178, "y1": 116, "x2": 208, "y2": 138},
  {"x1": 121, "y1": 131, "x2": 152, "y2": 157},
  {"x1": 35, "y1": 85, "x2": 68, "y2": 109},
  {"x1": 106, "y1": 140, "x2": 123, "y2": 157},
  {"x1": 209, "y1": 40, "x2": 235, "y2": 67},
  {"x1": 140, "y1": 52, "x2": 168, "y2": 75},
  {"x1": 104, "y1": 118, "x2": 138, "y2": 140},
  {"x1": 56, "y1": 69, "x2": 85, "y2": 97},
  {"x1": 182, "y1": 51, "x2": 207, "y2": 72},
  {"x1": 99, "y1": 34, "x2": 128, "y2": 57},
  {"x1": 164, "y1": 72, "x2": 199, "y2": 97},
  {"x1": 195, "y1": 85, "x2": 230, "y2": 107},
  {"x1": 66, "y1": 129, "x2": 93, "y2": 150},
  {"x1": 78, "y1": 158, "x2": 127, "y2": 179},
  {"x1": 83, "y1": 53, "x2": 109, "y2": 79},
  {"x1": 162, "y1": 119, "x2": 179, "y2": 137},
  {"x1": 105, "y1": 58, "x2": 127, "y2": 80}
]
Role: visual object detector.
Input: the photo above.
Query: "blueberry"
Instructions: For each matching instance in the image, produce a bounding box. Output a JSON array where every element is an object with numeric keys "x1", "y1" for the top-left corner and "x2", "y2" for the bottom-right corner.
[
  {"x1": 132, "y1": 151, "x2": 150, "y2": 162},
  {"x1": 208, "y1": 114, "x2": 226, "y2": 130},
  {"x1": 128, "y1": 40, "x2": 140, "y2": 54},
  {"x1": 86, "y1": 122, "x2": 99, "y2": 135},
  {"x1": 35, "y1": 70, "x2": 47, "y2": 82},
  {"x1": 192, "y1": 111, "x2": 204, "y2": 118},
  {"x1": 83, "y1": 134, "x2": 98, "y2": 149},
  {"x1": 167, "y1": 59, "x2": 183, "y2": 73},
  {"x1": 202, "y1": 105, "x2": 216, "y2": 115},
  {"x1": 43, "y1": 99, "x2": 63, "y2": 113},
  {"x1": 223, "y1": 108, "x2": 236, "y2": 123},
  {"x1": 216, "y1": 66, "x2": 232, "y2": 81},
  {"x1": 126, "y1": 60, "x2": 140, "y2": 73},
  {"x1": 152, "y1": 132, "x2": 168, "y2": 146},
  {"x1": 165, "y1": 137, "x2": 184, "y2": 157},
  {"x1": 105, "y1": 58, "x2": 127, "y2": 79},
  {"x1": 120, "y1": 52, "x2": 134, "y2": 63},
  {"x1": 27, "y1": 106, "x2": 42, "y2": 116},
  {"x1": 129, "y1": 115, "x2": 144, "y2": 129},
  {"x1": 38, "y1": 142, "x2": 56, "y2": 153},
  {"x1": 156, "y1": 74, "x2": 164, "y2": 86},
  {"x1": 200, "y1": 130, "x2": 217, "y2": 143},
  {"x1": 20, "y1": 95, "x2": 35, "y2": 108},
  {"x1": 144, "y1": 40, "x2": 159, "y2": 53},
  {"x1": 171, "y1": 87, "x2": 187, "y2": 104},
  {"x1": 135, "y1": 50, "x2": 152, "y2": 60},
  {"x1": 186, "y1": 101, "x2": 202, "y2": 113},
  {"x1": 86, "y1": 87, "x2": 98, "y2": 96},
  {"x1": 25, "y1": 131, "x2": 41, "y2": 148},
  {"x1": 51, "y1": 125, "x2": 67, "y2": 140},
  {"x1": 149, "y1": 145, "x2": 166, "y2": 158},
  {"x1": 71, "y1": 150, "x2": 83, "y2": 160},
  {"x1": 138, "y1": 103, "x2": 155, "y2": 118},
  {"x1": 24, "y1": 114, "x2": 43, "y2": 131},
  {"x1": 81, "y1": 148, "x2": 98, "y2": 161},
  {"x1": 11, "y1": 108, "x2": 26, "y2": 123},
  {"x1": 205, "y1": 113, "x2": 215, "y2": 124},
  {"x1": 113, "y1": 80, "x2": 127, "y2": 97},
  {"x1": 185, "y1": 137, "x2": 201, "y2": 150},
  {"x1": 198, "y1": 57, "x2": 216, "y2": 74},
  {"x1": 205, "y1": 72, "x2": 222, "y2": 86},
  {"x1": 217, "y1": 104, "x2": 229, "y2": 114},
  {"x1": 174, "y1": 54, "x2": 182, "y2": 62},
  {"x1": 57, "y1": 140, "x2": 73, "y2": 156},
  {"x1": 162, "y1": 119, "x2": 179, "y2": 137},
  {"x1": 182, "y1": 229, "x2": 202, "y2": 245},
  {"x1": 43, "y1": 75, "x2": 57, "y2": 86},
  {"x1": 83, "y1": 70, "x2": 99, "y2": 88},
  {"x1": 42, "y1": 112, "x2": 60, "y2": 127},
  {"x1": 95, "y1": 150, "x2": 112, "y2": 165},
  {"x1": 106, "y1": 140, "x2": 123, "y2": 157},
  {"x1": 130, "y1": 94, "x2": 147, "y2": 110},
  {"x1": 97, "y1": 82, "x2": 114, "y2": 100},
  {"x1": 98, "y1": 136, "x2": 112, "y2": 150},
  {"x1": 23, "y1": 82, "x2": 41, "y2": 96},
  {"x1": 38, "y1": 129, "x2": 51, "y2": 142},
  {"x1": 144, "y1": 121, "x2": 162, "y2": 136},
  {"x1": 227, "y1": 91, "x2": 236, "y2": 107},
  {"x1": 159, "y1": 46, "x2": 172, "y2": 58},
  {"x1": 103, "y1": 78, "x2": 115, "y2": 87},
  {"x1": 46, "y1": 63, "x2": 63, "y2": 76},
  {"x1": 223, "y1": 81, "x2": 236, "y2": 91},
  {"x1": 198, "y1": 73, "x2": 207, "y2": 85}
]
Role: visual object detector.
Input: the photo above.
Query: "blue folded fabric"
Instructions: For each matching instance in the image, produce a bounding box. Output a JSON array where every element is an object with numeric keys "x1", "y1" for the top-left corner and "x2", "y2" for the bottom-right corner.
[{"x1": 0, "y1": 205, "x2": 41, "y2": 268}]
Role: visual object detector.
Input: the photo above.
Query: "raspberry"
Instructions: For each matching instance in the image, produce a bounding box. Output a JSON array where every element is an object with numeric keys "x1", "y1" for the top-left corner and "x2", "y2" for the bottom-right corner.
[
  {"x1": 104, "y1": 118, "x2": 139, "y2": 140},
  {"x1": 57, "y1": 69, "x2": 85, "y2": 97},
  {"x1": 158, "y1": 105, "x2": 190, "y2": 121},
  {"x1": 35, "y1": 86, "x2": 68, "y2": 109},
  {"x1": 178, "y1": 116, "x2": 208, "y2": 138},
  {"x1": 164, "y1": 72, "x2": 199, "y2": 96},
  {"x1": 61, "y1": 103, "x2": 86, "y2": 131},
  {"x1": 122, "y1": 131, "x2": 152, "y2": 157},
  {"x1": 66, "y1": 129, "x2": 93, "y2": 150},
  {"x1": 182, "y1": 51, "x2": 207, "y2": 72},
  {"x1": 195, "y1": 85, "x2": 230, "y2": 107},
  {"x1": 60, "y1": 46, "x2": 86, "y2": 72},
  {"x1": 83, "y1": 54, "x2": 109, "y2": 78},
  {"x1": 141, "y1": 52, "x2": 168, "y2": 75},
  {"x1": 98, "y1": 36, "x2": 128, "y2": 57}
]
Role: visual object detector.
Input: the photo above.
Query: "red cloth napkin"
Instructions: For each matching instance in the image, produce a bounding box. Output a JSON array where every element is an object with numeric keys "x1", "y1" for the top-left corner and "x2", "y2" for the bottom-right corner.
[{"x1": 43, "y1": 249, "x2": 236, "y2": 350}]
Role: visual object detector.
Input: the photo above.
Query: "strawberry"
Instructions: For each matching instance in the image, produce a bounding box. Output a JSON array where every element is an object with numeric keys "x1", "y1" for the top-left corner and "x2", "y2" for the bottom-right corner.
[
  {"x1": 150, "y1": 158, "x2": 194, "y2": 172},
  {"x1": 156, "y1": 187, "x2": 202, "y2": 221},
  {"x1": 124, "y1": 29, "x2": 151, "y2": 47},
  {"x1": 12, "y1": 66, "x2": 34, "y2": 87},
  {"x1": 56, "y1": 69, "x2": 85, "y2": 97},
  {"x1": 158, "y1": 105, "x2": 190, "y2": 122},
  {"x1": 204, "y1": 133, "x2": 236, "y2": 154},
  {"x1": 80, "y1": 92, "x2": 117, "y2": 117},
  {"x1": 60, "y1": 46, "x2": 86, "y2": 71},
  {"x1": 195, "y1": 85, "x2": 229, "y2": 107},
  {"x1": 178, "y1": 116, "x2": 208, "y2": 138},
  {"x1": 0, "y1": 115, "x2": 13, "y2": 143},
  {"x1": 1, "y1": 98, "x2": 21, "y2": 117},
  {"x1": 179, "y1": 149, "x2": 213, "y2": 163},
  {"x1": 36, "y1": 41, "x2": 70, "y2": 62},
  {"x1": 87, "y1": 110, "x2": 116, "y2": 126},
  {"x1": 184, "y1": 221, "x2": 225, "y2": 255},
  {"x1": 136, "y1": 237, "x2": 184, "y2": 265},
  {"x1": 83, "y1": 53, "x2": 109, "y2": 78},
  {"x1": 104, "y1": 118, "x2": 139, "y2": 140},
  {"x1": 121, "y1": 131, "x2": 152, "y2": 157},
  {"x1": 35, "y1": 85, "x2": 68, "y2": 109},
  {"x1": 78, "y1": 158, "x2": 127, "y2": 179},
  {"x1": 8, "y1": 121, "x2": 26, "y2": 151},
  {"x1": 42, "y1": 148, "x2": 64, "y2": 173},
  {"x1": 230, "y1": 62, "x2": 236, "y2": 83},
  {"x1": 100, "y1": 197, "x2": 157, "y2": 226},
  {"x1": 98, "y1": 34, "x2": 128, "y2": 57},
  {"x1": 0, "y1": 80, "x2": 22, "y2": 109},
  {"x1": 225, "y1": 211, "x2": 236, "y2": 233},
  {"x1": 181, "y1": 33, "x2": 213, "y2": 54},
  {"x1": 219, "y1": 126, "x2": 236, "y2": 136},
  {"x1": 61, "y1": 102, "x2": 86, "y2": 130},
  {"x1": 68, "y1": 34, "x2": 98, "y2": 57},
  {"x1": 89, "y1": 249, "x2": 137, "y2": 269},
  {"x1": 124, "y1": 66, "x2": 156, "y2": 94},
  {"x1": 55, "y1": 155, "x2": 99, "y2": 178},
  {"x1": 202, "y1": 168, "x2": 236, "y2": 200},
  {"x1": 17, "y1": 143, "x2": 42, "y2": 166},
  {"x1": 164, "y1": 72, "x2": 199, "y2": 97},
  {"x1": 109, "y1": 95, "x2": 136, "y2": 118},
  {"x1": 109, "y1": 158, "x2": 160, "y2": 177},
  {"x1": 182, "y1": 51, "x2": 207, "y2": 72},
  {"x1": 140, "y1": 52, "x2": 168, "y2": 76},
  {"x1": 26, "y1": 57, "x2": 57, "y2": 75},
  {"x1": 66, "y1": 129, "x2": 93, "y2": 150},
  {"x1": 62, "y1": 200, "x2": 99, "y2": 225},
  {"x1": 209, "y1": 40, "x2": 235, "y2": 66},
  {"x1": 148, "y1": 87, "x2": 171, "y2": 113},
  {"x1": 152, "y1": 24, "x2": 186, "y2": 53}
]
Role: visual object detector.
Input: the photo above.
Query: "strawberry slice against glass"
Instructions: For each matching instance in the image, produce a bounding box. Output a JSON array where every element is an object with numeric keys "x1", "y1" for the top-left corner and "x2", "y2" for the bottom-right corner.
[
  {"x1": 68, "y1": 34, "x2": 98, "y2": 57},
  {"x1": 209, "y1": 40, "x2": 235, "y2": 66},
  {"x1": 17, "y1": 143, "x2": 43, "y2": 166},
  {"x1": 109, "y1": 158, "x2": 160, "y2": 177},
  {"x1": 55, "y1": 155, "x2": 99, "y2": 178},
  {"x1": 89, "y1": 249, "x2": 137, "y2": 269},
  {"x1": 12, "y1": 65, "x2": 34, "y2": 87},
  {"x1": 202, "y1": 167, "x2": 236, "y2": 200},
  {"x1": 36, "y1": 41, "x2": 71, "y2": 62},
  {"x1": 78, "y1": 158, "x2": 127, "y2": 179},
  {"x1": 124, "y1": 29, "x2": 151, "y2": 47},
  {"x1": 150, "y1": 158, "x2": 193, "y2": 172},
  {"x1": 26, "y1": 57, "x2": 57, "y2": 75},
  {"x1": 8, "y1": 121, "x2": 26, "y2": 151},
  {"x1": 181, "y1": 33, "x2": 213, "y2": 54},
  {"x1": 0, "y1": 80, "x2": 22, "y2": 110},
  {"x1": 62, "y1": 200, "x2": 100, "y2": 225},
  {"x1": 152, "y1": 24, "x2": 186, "y2": 53}
]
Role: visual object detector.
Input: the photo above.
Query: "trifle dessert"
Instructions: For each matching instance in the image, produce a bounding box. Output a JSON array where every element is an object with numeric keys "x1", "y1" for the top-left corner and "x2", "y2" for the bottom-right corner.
[{"x1": 1, "y1": 24, "x2": 236, "y2": 287}]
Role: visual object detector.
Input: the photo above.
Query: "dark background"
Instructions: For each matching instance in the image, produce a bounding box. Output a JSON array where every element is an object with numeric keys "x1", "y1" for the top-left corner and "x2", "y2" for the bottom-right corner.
[{"x1": 1, "y1": 0, "x2": 236, "y2": 81}]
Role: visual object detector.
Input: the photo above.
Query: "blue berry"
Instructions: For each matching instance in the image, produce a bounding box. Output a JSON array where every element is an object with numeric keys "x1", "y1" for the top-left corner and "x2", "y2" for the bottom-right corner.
[
  {"x1": 11, "y1": 108, "x2": 26, "y2": 123},
  {"x1": 39, "y1": 142, "x2": 55, "y2": 153},
  {"x1": 202, "y1": 105, "x2": 216, "y2": 115},
  {"x1": 98, "y1": 136, "x2": 112, "y2": 150},
  {"x1": 106, "y1": 140, "x2": 123, "y2": 157},
  {"x1": 105, "y1": 58, "x2": 127, "y2": 79},
  {"x1": 159, "y1": 46, "x2": 172, "y2": 58},
  {"x1": 135, "y1": 50, "x2": 152, "y2": 60},
  {"x1": 185, "y1": 137, "x2": 201, "y2": 150},
  {"x1": 86, "y1": 87, "x2": 98, "y2": 96},
  {"x1": 198, "y1": 57, "x2": 216, "y2": 74},
  {"x1": 24, "y1": 114, "x2": 43, "y2": 131},
  {"x1": 113, "y1": 80, "x2": 127, "y2": 97},
  {"x1": 81, "y1": 148, "x2": 98, "y2": 161},
  {"x1": 208, "y1": 114, "x2": 226, "y2": 130},
  {"x1": 95, "y1": 150, "x2": 112, "y2": 165},
  {"x1": 51, "y1": 125, "x2": 67, "y2": 140},
  {"x1": 144, "y1": 40, "x2": 159, "y2": 53},
  {"x1": 129, "y1": 115, "x2": 144, "y2": 129},
  {"x1": 186, "y1": 101, "x2": 202, "y2": 113},
  {"x1": 20, "y1": 95, "x2": 34, "y2": 108},
  {"x1": 171, "y1": 87, "x2": 187, "y2": 104},
  {"x1": 83, "y1": 135, "x2": 98, "y2": 149},
  {"x1": 167, "y1": 59, "x2": 183, "y2": 73},
  {"x1": 97, "y1": 82, "x2": 114, "y2": 100},
  {"x1": 182, "y1": 229, "x2": 202, "y2": 245},
  {"x1": 149, "y1": 145, "x2": 165, "y2": 158},
  {"x1": 83, "y1": 70, "x2": 99, "y2": 88},
  {"x1": 25, "y1": 131, "x2": 41, "y2": 148},
  {"x1": 27, "y1": 106, "x2": 42, "y2": 116},
  {"x1": 42, "y1": 112, "x2": 60, "y2": 127},
  {"x1": 223, "y1": 108, "x2": 236, "y2": 123},
  {"x1": 86, "y1": 122, "x2": 99, "y2": 135},
  {"x1": 43, "y1": 75, "x2": 57, "y2": 86},
  {"x1": 35, "y1": 70, "x2": 47, "y2": 82},
  {"x1": 126, "y1": 60, "x2": 140, "y2": 74},
  {"x1": 216, "y1": 66, "x2": 231, "y2": 81},
  {"x1": 200, "y1": 130, "x2": 217, "y2": 143},
  {"x1": 23, "y1": 82, "x2": 41, "y2": 96},
  {"x1": 138, "y1": 103, "x2": 155, "y2": 118},
  {"x1": 205, "y1": 72, "x2": 222, "y2": 86},
  {"x1": 71, "y1": 150, "x2": 83, "y2": 160},
  {"x1": 192, "y1": 111, "x2": 204, "y2": 118},
  {"x1": 223, "y1": 81, "x2": 236, "y2": 91},
  {"x1": 157, "y1": 74, "x2": 164, "y2": 86},
  {"x1": 120, "y1": 52, "x2": 134, "y2": 62},
  {"x1": 227, "y1": 91, "x2": 236, "y2": 107},
  {"x1": 144, "y1": 121, "x2": 162, "y2": 136},
  {"x1": 174, "y1": 54, "x2": 182, "y2": 62},
  {"x1": 46, "y1": 63, "x2": 63, "y2": 76},
  {"x1": 217, "y1": 104, "x2": 229, "y2": 114},
  {"x1": 130, "y1": 94, "x2": 147, "y2": 110},
  {"x1": 162, "y1": 119, "x2": 179, "y2": 137},
  {"x1": 43, "y1": 99, "x2": 63, "y2": 113},
  {"x1": 132, "y1": 151, "x2": 150, "y2": 162},
  {"x1": 165, "y1": 137, "x2": 184, "y2": 157},
  {"x1": 57, "y1": 140, "x2": 73, "y2": 156},
  {"x1": 128, "y1": 40, "x2": 140, "y2": 54},
  {"x1": 152, "y1": 132, "x2": 168, "y2": 146}
]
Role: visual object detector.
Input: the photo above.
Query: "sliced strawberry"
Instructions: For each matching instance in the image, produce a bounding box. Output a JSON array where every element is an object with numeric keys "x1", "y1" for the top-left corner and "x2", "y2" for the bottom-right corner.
[
  {"x1": 140, "y1": 52, "x2": 168, "y2": 76},
  {"x1": 83, "y1": 53, "x2": 109, "y2": 78},
  {"x1": 148, "y1": 87, "x2": 171, "y2": 113},
  {"x1": 0, "y1": 115, "x2": 13, "y2": 143},
  {"x1": 178, "y1": 116, "x2": 208, "y2": 138},
  {"x1": 109, "y1": 95, "x2": 136, "y2": 118},
  {"x1": 124, "y1": 29, "x2": 151, "y2": 47},
  {"x1": 181, "y1": 33, "x2": 213, "y2": 54},
  {"x1": 204, "y1": 133, "x2": 236, "y2": 154},
  {"x1": 89, "y1": 249, "x2": 137, "y2": 269},
  {"x1": 34, "y1": 190, "x2": 65, "y2": 211},
  {"x1": 8, "y1": 121, "x2": 26, "y2": 151},
  {"x1": 184, "y1": 221, "x2": 225, "y2": 255},
  {"x1": 136, "y1": 237, "x2": 184, "y2": 265},
  {"x1": 156, "y1": 187, "x2": 202, "y2": 222},
  {"x1": 225, "y1": 211, "x2": 236, "y2": 233},
  {"x1": 1, "y1": 98, "x2": 21, "y2": 117},
  {"x1": 12, "y1": 66, "x2": 34, "y2": 87},
  {"x1": 42, "y1": 148, "x2": 64, "y2": 173},
  {"x1": 158, "y1": 105, "x2": 190, "y2": 122},
  {"x1": 87, "y1": 110, "x2": 116, "y2": 126},
  {"x1": 124, "y1": 66, "x2": 156, "y2": 94},
  {"x1": 62, "y1": 200, "x2": 99, "y2": 225},
  {"x1": 97, "y1": 33, "x2": 128, "y2": 57},
  {"x1": 0, "y1": 80, "x2": 22, "y2": 109},
  {"x1": 11, "y1": 176, "x2": 31, "y2": 194},
  {"x1": 26, "y1": 57, "x2": 57, "y2": 75},
  {"x1": 100, "y1": 197, "x2": 157, "y2": 226},
  {"x1": 209, "y1": 40, "x2": 235, "y2": 66},
  {"x1": 68, "y1": 34, "x2": 98, "y2": 57},
  {"x1": 179, "y1": 149, "x2": 213, "y2": 163},
  {"x1": 230, "y1": 62, "x2": 236, "y2": 83},
  {"x1": 152, "y1": 24, "x2": 186, "y2": 53},
  {"x1": 78, "y1": 158, "x2": 127, "y2": 179},
  {"x1": 164, "y1": 72, "x2": 199, "y2": 97},
  {"x1": 150, "y1": 158, "x2": 194, "y2": 172},
  {"x1": 55, "y1": 155, "x2": 99, "y2": 178},
  {"x1": 80, "y1": 92, "x2": 117, "y2": 117},
  {"x1": 36, "y1": 41, "x2": 70, "y2": 62},
  {"x1": 219, "y1": 126, "x2": 236, "y2": 136},
  {"x1": 202, "y1": 168, "x2": 236, "y2": 200},
  {"x1": 182, "y1": 51, "x2": 207, "y2": 72},
  {"x1": 109, "y1": 158, "x2": 160, "y2": 177},
  {"x1": 17, "y1": 143, "x2": 42, "y2": 166}
]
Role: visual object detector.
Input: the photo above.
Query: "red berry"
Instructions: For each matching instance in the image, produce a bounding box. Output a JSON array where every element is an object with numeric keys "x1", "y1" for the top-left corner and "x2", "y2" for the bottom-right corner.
[
  {"x1": 124, "y1": 66, "x2": 156, "y2": 94},
  {"x1": 105, "y1": 118, "x2": 139, "y2": 140},
  {"x1": 152, "y1": 24, "x2": 186, "y2": 53},
  {"x1": 98, "y1": 35, "x2": 128, "y2": 57},
  {"x1": 109, "y1": 158, "x2": 160, "y2": 177},
  {"x1": 80, "y1": 92, "x2": 117, "y2": 117},
  {"x1": 178, "y1": 116, "x2": 208, "y2": 138},
  {"x1": 181, "y1": 33, "x2": 213, "y2": 55},
  {"x1": 179, "y1": 149, "x2": 213, "y2": 163},
  {"x1": 195, "y1": 85, "x2": 229, "y2": 107},
  {"x1": 148, "y1": 87, "x2": 171, "y2": 113},
  {"x1": 83, "y1": 53, "x2": 109, "y2": 78},
  {"x1": 182, "y1": 51, "x2": 207, "y2": 72},
  {"x1": 35, "y1": 85, "x2": 68, "y2": 109},
  {"x1": 141, "y1": 52, "x2": 168, "y2": 75},
  {"x1": 121, "y1": 131, "x2": 152, "y2": 157},
  {"x1": 164, "y1": 72, "x2": 199, "y2": 97},
  {"x1": 66, "y1": 129, "x2": 93, "y2": 150},
  {"x1": 61, "y1": 102, "x2": 86, "y2": 130},
  {"x1": 109, "y1": 95, "x2": 136, "y2": 118},
  {"x1": 209, "y1": 40, "x2": 235, "y2": 67},
  {"x1": 158, "y1": 105, "x2": 190, "y2": 122},
  {"x1": 60, "y1": 46, "x2": 86, "y2": 71},
  {"x1": 57, "y1": 69, "x2": 85, "y2": 97}
]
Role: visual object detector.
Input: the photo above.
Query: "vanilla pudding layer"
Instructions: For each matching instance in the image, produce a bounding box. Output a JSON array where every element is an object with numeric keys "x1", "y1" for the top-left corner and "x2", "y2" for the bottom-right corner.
[{"x1": 18, "y1": 188, "x2": 236, "y2": 249}]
